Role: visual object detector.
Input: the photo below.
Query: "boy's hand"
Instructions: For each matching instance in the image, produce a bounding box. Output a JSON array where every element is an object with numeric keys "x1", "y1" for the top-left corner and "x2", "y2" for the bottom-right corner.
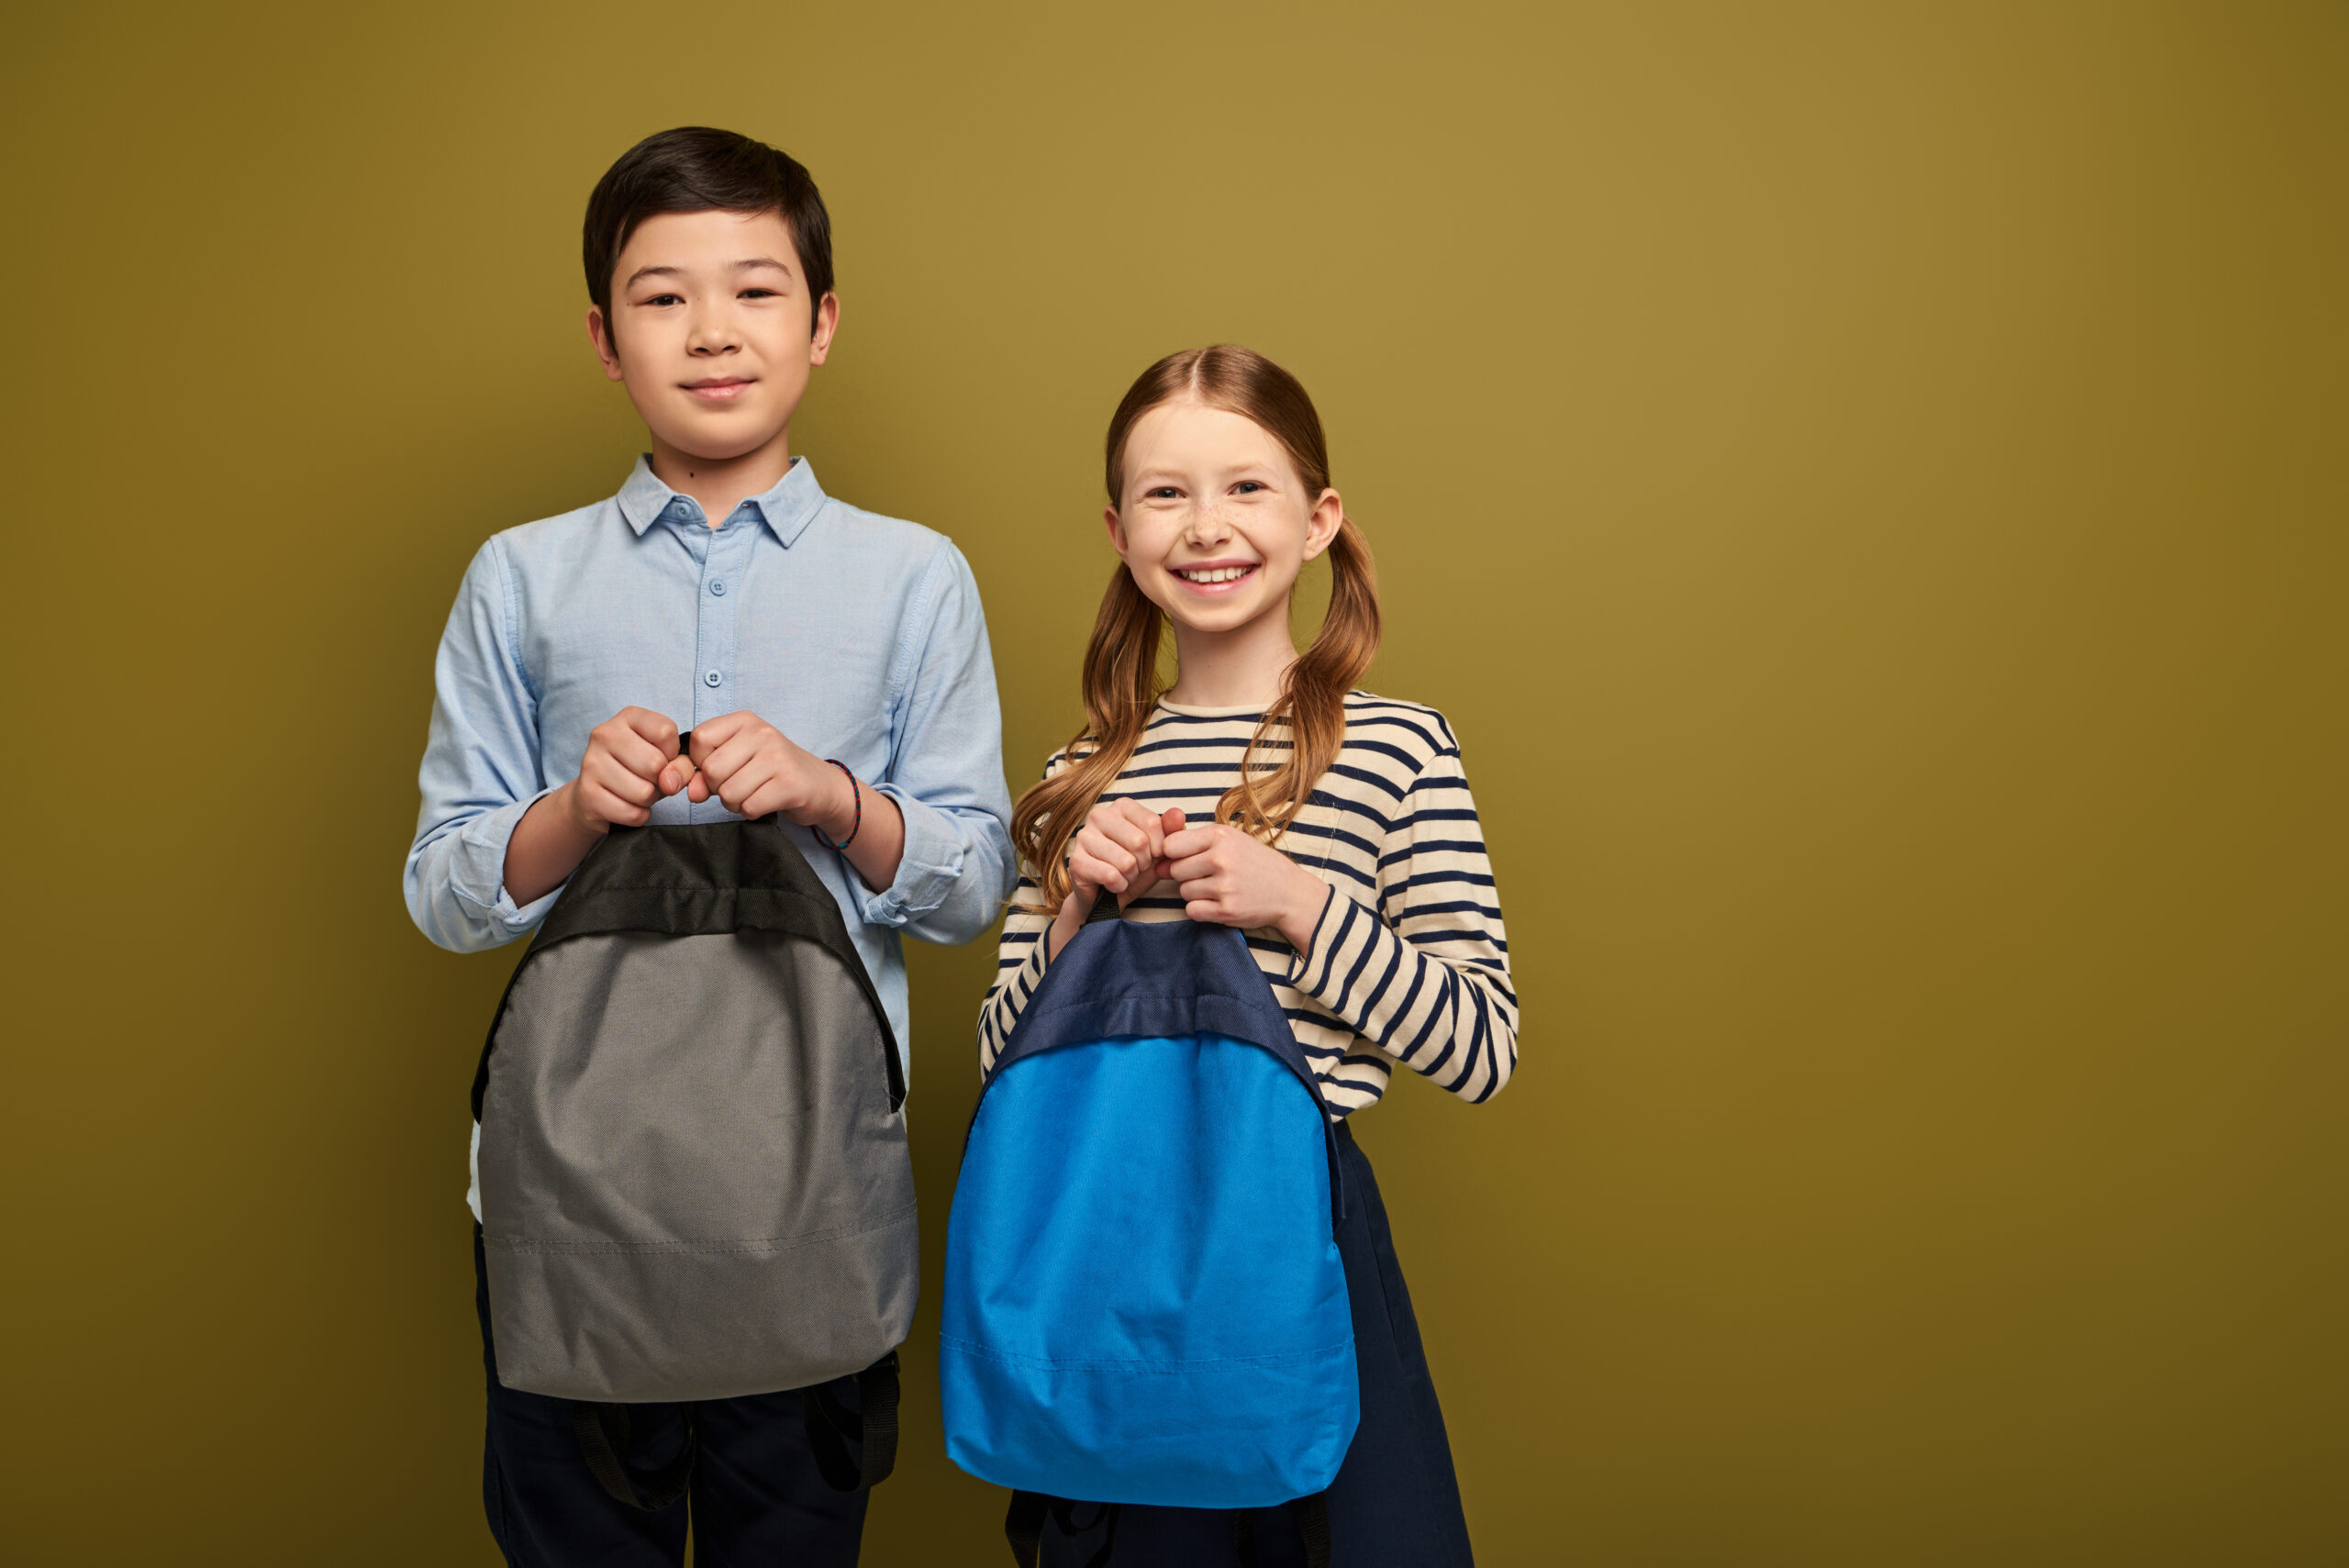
[
  {"x1": 563, "y1": 706, "x2": 696, "y2": 832},
  {"x1": 1164, "y1": 815, "x2": 1332, "y2": 956},
  {"x1": 1046, "y1": 801, "x2": 1183, "y2": 960},
  {"x1": 686, "y1": 710, "x2": 852, "y2": 829}
]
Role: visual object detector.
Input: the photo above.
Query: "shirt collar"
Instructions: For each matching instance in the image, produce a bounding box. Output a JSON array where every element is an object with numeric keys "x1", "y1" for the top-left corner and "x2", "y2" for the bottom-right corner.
[{"x1": 614, "y1": 453, "x2": 828, "y2": 547}]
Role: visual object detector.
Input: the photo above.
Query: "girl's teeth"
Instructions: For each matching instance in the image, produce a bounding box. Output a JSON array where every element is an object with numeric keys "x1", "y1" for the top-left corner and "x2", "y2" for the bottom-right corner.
[{"x1": 1181, "y1": 567, "x2": 1251, "y2": 583}]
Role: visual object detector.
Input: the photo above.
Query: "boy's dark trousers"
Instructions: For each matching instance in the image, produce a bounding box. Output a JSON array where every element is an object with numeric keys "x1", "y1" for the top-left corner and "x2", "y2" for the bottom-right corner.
[{"x1": 474, "y1": 1229, "x2": 871, "y2": 1567}]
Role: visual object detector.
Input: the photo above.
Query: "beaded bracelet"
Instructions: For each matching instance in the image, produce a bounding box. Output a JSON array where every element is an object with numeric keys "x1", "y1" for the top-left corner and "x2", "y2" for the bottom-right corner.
[{"x1": 824, "y1": 760, "x2": 863, "y2": 851}]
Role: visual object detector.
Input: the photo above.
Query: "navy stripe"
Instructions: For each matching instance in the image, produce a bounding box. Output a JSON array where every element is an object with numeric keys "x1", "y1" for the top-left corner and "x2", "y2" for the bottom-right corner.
[
  {"x1": 1414, "y1": 972, "x2": 1463, "y2": 1075},
  {"x1": 1380, "y1": 838, "x2": 1488, "y2": 867},
  {"x1": 1408, "y1": 929, "x2": 1509, "y2": 951},
  {"x1": 1375, "y1": 955, "x2": 1431, "y2": 1050},
  {"x1": 1392, "y1": 899, "x2": 1504, "y2": 920},
  {"x1": 1118, "y1": 759, "x2": 1284, "y2": 779},
  {"x1": 1325, "y1": 759, "x2": 1410, "y2": 801},
  {"x1": 1386, "y1": 868, "x2": 1497, "y2": 895}
]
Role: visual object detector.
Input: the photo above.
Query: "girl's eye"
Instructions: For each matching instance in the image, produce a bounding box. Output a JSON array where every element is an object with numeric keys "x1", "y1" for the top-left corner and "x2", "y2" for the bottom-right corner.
[{"x1": 1232, "y1": 481, "x2": 1266, "y2": 495}]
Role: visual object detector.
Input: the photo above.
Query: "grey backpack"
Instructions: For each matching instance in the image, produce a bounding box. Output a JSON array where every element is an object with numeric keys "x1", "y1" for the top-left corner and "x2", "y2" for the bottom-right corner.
[{"x1": 472, "y1": 810, "x2": 914, "y2": 1499}]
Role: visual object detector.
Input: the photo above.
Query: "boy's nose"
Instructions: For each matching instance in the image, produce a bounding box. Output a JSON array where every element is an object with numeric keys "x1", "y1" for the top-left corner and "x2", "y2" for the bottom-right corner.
[{"x1": 686, "y1": 315, "x2": 740, "y2": 356}]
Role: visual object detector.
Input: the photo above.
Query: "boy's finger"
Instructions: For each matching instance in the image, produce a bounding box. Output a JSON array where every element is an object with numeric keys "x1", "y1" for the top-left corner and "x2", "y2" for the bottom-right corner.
[
  {"x1": 592, "y1": 755, "x2": 660, "y2": 806},
  {"x1": 618, "y1": 707, "x2": 682, "y2": 751},
  {"x1": 685, "y1": 772, "x2": 711, "y2": 805},
  {"x1": 604, "y1": 726, "x2": 672, "y2": 782},
  {"x1": 688, "y1": 710, "x2": 748, "y2": 753},
  {"x1": 696, "y1": 730, "x2": 762, "y2": 784},
  {"x1": 656, "y1": 755, "x2": 697, "y2": 795}
]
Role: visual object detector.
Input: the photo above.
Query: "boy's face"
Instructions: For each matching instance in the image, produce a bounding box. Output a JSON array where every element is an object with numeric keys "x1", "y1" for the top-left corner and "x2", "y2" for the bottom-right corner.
[{"x1": 587, "y1": 208, "x2": 839, "y2": 463}]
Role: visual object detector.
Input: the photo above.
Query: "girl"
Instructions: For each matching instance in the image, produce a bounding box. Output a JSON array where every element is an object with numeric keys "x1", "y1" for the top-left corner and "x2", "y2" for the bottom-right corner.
[{"x1": 978, "y1": 345, "x2": 1517, "y2": 1566}]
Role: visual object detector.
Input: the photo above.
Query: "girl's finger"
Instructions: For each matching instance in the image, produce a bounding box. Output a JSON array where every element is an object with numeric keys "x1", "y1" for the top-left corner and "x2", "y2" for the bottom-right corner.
[
  {"x1": 1163, "y1": 825, "x2": 1219, "y2": 860},
  {"x1": 1075, "y1": 828, "x2": 1140, "y2": 877},
  {"x1": 1090, "y1": 808, "x2": 1153, "y2": 857},
  {"x1": 1115, "y1": 797, "x2": 1168, "y2": 848},
  {"x1": 1070, "y1": 849, "x2": 1127, "y2": 893},
  {"x1": 1164, "y1": 851, "x2": 1219, "y2": 884}
]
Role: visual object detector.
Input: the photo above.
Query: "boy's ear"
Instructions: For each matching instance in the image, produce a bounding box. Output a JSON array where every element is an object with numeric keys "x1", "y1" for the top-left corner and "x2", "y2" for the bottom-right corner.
[
  {"x1": 808, "y1": 293, "x2": 841, "y2": 366},
  {"x1": 586, "y1": 306, "x2": 625, "y2": 383}
]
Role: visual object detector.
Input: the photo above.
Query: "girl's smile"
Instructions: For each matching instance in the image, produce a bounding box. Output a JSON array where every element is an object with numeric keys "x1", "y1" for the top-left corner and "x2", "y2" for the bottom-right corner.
[{"x1": 1169, "y1": 558, "x2": 1262, "y2": 593}]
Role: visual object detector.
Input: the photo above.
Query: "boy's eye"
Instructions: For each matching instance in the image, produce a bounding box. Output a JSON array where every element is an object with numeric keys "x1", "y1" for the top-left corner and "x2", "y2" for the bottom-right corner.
[
  {"x1": 643, "y1": 293, "x2": 683, "y2": 307},
  {"x1": 740, "y1": 288, "x2": 780, "y2": 299},
  {"x1": 1145, "y1": 486, "x2": 1182, "y2": 500}
]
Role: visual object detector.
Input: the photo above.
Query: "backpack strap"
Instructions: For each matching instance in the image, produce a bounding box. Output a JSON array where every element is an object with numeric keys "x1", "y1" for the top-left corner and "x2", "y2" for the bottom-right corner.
[
  {"x1": 569, "y1": 1401, "x2": 696, "y2": 1511},
  {"x1": 802, "y1": 1351, "x2": 902, "y2": 1491},
  {"x1": 1005, "y1": 1492, "x2": 1048, "y2": 1568},
  {"x1": 1295, "y1": 1492, "x2": 1332, "y2": 1567},
  {"x1": 1233, "y1": 1494, "x2": 1334, "y2": 1568},
  {"x1": 1005, "y1": 1492, "x2": 1121, "y2": 1567}
]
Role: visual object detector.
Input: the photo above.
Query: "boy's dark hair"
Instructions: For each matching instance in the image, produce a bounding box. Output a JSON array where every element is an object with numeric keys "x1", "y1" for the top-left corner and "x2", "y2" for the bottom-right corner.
[{"x1": 584, "y1": 127, "x2": 834, "y2": 339}]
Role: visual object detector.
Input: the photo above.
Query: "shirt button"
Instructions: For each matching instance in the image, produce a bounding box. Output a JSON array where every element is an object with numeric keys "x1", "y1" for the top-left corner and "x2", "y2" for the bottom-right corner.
[
  {"x1": 705, "y1": 670, "x2": 722, "y2": 688},
  {"x1": 709, "y1": 580, "x2": 726, "y2": 595}
]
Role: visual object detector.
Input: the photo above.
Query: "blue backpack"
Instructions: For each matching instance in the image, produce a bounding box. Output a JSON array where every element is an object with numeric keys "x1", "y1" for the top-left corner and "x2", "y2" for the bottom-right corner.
[{"x1": 941, "y1": 893, "x2": 1360, "y2": 1529}]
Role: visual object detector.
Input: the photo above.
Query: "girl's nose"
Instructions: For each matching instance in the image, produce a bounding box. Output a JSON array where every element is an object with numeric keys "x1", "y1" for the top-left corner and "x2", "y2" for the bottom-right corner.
[{"x1": 1185, "y1": 505, "x2": 1232, "y2": 545}]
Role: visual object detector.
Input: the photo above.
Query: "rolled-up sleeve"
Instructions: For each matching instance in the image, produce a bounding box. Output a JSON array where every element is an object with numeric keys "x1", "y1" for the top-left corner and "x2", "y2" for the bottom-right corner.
[
  {"x1": 856, "y1": 540, "x2": 1017, "y2": 944},
  {"x1": 403, "y1": 539, "x2": 562, "y2": 951}
]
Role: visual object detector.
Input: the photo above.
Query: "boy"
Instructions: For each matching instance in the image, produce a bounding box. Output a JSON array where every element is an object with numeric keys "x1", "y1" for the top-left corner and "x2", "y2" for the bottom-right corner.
[{"x1": 403, "y1": 127, "x2": 1017, "y2": 1565}]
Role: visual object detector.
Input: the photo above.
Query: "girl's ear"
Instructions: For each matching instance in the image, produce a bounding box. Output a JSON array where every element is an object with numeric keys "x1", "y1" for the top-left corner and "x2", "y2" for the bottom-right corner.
[
  {"x1": 1103, "y1": 506, "x2": 1130, "y2": 558},
  {"x1": 1301, "y1": 488, "x2": 1344, "y2": 561}
]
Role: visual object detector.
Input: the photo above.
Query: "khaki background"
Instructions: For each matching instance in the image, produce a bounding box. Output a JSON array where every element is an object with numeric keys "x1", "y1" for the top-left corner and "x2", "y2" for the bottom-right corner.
[{"x1": 4, "y1": 2, "x2": 2343, "y2": 1563}]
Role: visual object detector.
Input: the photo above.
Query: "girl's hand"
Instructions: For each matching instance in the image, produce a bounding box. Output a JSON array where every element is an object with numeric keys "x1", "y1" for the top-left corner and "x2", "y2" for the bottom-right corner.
[
  {"x1": 1164, "y1": 816, "x2": 1332, "y2": 956},
  {"x1": 1046, "y1": 800, "x2": 1183, "y2": 959}
]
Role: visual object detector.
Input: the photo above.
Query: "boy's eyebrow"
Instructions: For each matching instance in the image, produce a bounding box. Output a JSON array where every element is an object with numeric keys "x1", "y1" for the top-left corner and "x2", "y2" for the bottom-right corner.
[{"x1": 622, "y1": 257, "x2": 796, "y2": 289}]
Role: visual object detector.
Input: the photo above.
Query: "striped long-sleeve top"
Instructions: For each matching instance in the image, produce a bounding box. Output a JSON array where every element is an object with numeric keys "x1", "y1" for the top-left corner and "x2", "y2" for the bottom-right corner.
[{"x1": 978, "y1": 692, "x2": 1517, "y2": 1116}]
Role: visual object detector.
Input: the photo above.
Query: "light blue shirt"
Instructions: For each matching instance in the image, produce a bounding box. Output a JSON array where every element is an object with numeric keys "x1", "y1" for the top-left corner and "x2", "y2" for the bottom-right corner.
[{"x1": 404, "y1": 454, "x2": 1018, "y2": 1085}]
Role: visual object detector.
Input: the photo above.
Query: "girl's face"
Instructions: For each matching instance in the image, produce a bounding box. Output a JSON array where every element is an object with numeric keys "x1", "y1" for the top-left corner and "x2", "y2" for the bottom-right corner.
[{"x1": 1106, "y1": 399, "x2": 1343, "y2": 638}]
